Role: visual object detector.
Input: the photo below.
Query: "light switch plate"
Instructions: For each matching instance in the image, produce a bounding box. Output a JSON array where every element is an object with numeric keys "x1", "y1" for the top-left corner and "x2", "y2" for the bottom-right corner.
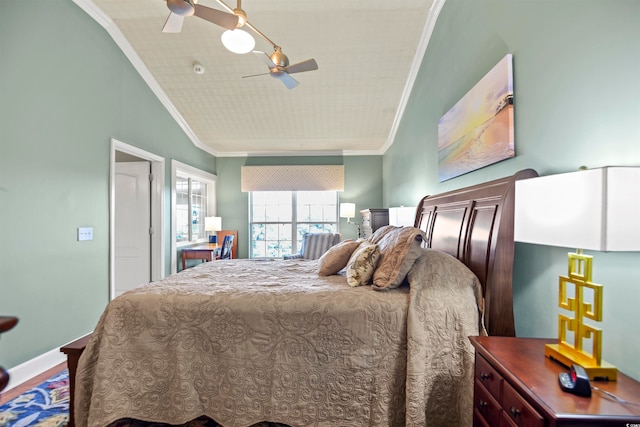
[{"x1": 78, "y1": 227, "x2": 93, "y2": 241}]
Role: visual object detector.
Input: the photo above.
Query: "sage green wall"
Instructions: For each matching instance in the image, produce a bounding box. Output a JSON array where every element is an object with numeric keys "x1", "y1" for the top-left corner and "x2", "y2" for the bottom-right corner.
[
  {"x1": 2, "y1": 0, "x2": 637, "y2": 385},
  {"x1": 383, "y1": 0, "x2": 640, "y2": 379},
  {"x1": 0, "y1": 0, "x2": 217, "y2": 369},
  {"x1": 216, "y1": 156, "x2": 383, "y2": 258}
]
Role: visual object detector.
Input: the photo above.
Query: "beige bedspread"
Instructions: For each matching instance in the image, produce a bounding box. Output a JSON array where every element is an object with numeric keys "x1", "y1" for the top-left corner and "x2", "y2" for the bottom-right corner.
[{"x1": 76, "y1": 250, "x2": 483, "y2": 427}]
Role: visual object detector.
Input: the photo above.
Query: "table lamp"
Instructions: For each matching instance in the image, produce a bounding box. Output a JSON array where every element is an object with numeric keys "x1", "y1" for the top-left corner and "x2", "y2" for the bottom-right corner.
[
  {"x1": 388, "y1": 206, "x2": 417, "y2": 227},
  {"x1": 514, "y1": 166, "x2": 640, "y2": 380},
  {"x1": 339, "y1": 202, "x2": 361, "y2": 238},
  {"x1": 205, "y1": 216, "x2": 222, "y2": 244}
]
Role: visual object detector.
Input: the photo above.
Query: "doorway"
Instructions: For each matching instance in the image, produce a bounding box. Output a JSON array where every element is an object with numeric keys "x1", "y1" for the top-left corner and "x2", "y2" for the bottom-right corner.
[
  {"x1": 110, "y1": 139, "x2": 165, "y2": 300},
  {"x1": 114, "y1": 160, "x2": 150, "y2": 297}
]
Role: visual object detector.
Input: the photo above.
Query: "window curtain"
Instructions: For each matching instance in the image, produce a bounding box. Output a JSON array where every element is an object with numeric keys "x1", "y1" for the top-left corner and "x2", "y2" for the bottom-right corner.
[{"x1": 241, "y1": 165, "x2": 345, "y2": 192}]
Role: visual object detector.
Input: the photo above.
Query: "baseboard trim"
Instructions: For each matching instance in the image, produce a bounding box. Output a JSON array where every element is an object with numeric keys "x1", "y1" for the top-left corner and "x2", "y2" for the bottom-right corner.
[{"x1": 5, "y1": 335, "x2": 86, "y2": 391}]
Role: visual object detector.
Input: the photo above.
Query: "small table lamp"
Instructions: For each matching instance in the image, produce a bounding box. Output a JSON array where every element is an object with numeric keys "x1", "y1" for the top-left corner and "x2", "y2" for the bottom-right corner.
[
  {"x1": 339, "y1": 202, "x2": 361, "y2": 238},
  {"x1": 205, "y1": 216, "x2": 222, "y2": 244},
  {"x1": 514, "y1": 166, "x2": 640, "y2": 380}
]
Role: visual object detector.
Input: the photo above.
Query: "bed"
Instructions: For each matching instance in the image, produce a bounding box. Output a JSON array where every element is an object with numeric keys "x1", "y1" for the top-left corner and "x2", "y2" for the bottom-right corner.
[{"x1": 75, "y1": 169, "x2": 537, "y2": 427}]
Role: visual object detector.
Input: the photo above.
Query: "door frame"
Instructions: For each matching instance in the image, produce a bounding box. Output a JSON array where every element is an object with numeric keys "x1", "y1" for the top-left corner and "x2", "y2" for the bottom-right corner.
[{"x1": 110, "y1": 138, "x2": 165, "y2": 300}]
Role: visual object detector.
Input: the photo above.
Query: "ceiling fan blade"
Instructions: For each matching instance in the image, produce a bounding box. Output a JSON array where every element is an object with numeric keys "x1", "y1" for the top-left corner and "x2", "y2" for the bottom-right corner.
[
  {"x1": 194, "y1": 4, "x2": 239, "y2": 30},
  {"x1": 276, "y1": 73, "x2": 299, "y2": 89},
  {"x1": 284, "y1": 58, "x2": 318, "y2": 75},
  {"x1": 253, "y1": 51, "x2": 277, "y2": 69},
  {"x1": 241, "y1": 72, "x2": 271, "y2": 79},
  {"x1": 167, "y1": 0, "x2": 194, "y2": 16},
  {"x1": 162, "y1": 12, "x2": 185, "y2": 33}
]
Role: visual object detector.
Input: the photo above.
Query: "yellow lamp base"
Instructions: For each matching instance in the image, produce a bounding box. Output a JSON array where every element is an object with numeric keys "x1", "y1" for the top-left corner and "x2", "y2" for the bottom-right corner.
[{"x1": 545, "y1": 343, "x2": 617, "y2": 381}]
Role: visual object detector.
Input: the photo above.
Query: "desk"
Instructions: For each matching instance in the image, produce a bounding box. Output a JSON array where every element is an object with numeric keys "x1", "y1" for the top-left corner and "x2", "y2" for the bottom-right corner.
[{"x1": 181, "y1": 243, "x2": 219, "y2": 270}]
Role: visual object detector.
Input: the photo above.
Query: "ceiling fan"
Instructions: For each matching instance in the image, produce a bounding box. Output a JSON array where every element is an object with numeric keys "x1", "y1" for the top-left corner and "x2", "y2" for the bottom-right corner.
[
  {"x1": 162, "y1": 0, "x2": 239, "y2": 33},
  {"x1": 244, "y1": 49, "x2": 318, "y2": 89},
  {"x1": 214, "y1": 0, "x2": 318, "y2": 89}
]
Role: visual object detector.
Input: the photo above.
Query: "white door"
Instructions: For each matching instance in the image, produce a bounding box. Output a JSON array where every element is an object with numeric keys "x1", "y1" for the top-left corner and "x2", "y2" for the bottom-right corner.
[{"x1": 115, "y1": 161, "x2": 151, "y2": 297}]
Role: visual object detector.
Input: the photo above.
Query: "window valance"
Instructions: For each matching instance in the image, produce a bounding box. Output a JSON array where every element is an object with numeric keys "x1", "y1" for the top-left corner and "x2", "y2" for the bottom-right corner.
[{"x1": 241, "y1": 165, "x2": 344, "y2": 192}]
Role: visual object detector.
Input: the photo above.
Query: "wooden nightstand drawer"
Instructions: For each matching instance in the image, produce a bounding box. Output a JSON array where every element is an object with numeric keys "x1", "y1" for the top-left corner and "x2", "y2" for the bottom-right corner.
[
  {"x1": 476, "y1": 353, "x2": 503, "y2": 400},
  {"x1": 502, "y1": 381, "x2": 544, "y2": 427},
  {"x1": 470, "y1": 337, "x2": 640, "y2": 427},
  {"x1": 474, "y1": 379, "x2": 502, "y2": 427}
]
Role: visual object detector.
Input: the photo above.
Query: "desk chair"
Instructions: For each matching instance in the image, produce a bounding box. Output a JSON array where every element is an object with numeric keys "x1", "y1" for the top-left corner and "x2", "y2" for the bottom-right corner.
[
  {"x1": 216, "y1": 230, "x2": 238, "y2": 259},
  {"x1": 217, "y1": 235, "x2": 234, "y2": 260}
]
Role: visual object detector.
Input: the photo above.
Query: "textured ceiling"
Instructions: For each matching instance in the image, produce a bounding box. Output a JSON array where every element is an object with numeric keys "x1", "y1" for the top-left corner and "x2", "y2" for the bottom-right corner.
[{"x1": 74, "y1": 0, "x2": 439, "y2": 156}]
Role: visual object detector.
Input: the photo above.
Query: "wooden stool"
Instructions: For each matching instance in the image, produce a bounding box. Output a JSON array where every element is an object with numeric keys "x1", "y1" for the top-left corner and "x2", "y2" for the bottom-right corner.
[{"x1": 0, "y1": 316, "x2": 19, "y2": 393}]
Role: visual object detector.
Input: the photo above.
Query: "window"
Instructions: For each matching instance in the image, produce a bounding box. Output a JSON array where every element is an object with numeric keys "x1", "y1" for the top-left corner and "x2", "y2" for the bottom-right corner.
[
  {"x1": 250, "y1": 191, "x2": 338, "y2": 258},
  {"x1": 172, "y1": 160, "x2": 217, "y2": 246},
  {"x1": 175, "y1": 176, "x2": 210, "y2": 243}
]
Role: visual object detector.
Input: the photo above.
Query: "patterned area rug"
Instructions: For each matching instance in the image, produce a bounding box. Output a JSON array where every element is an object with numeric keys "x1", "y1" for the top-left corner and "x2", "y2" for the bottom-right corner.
[
  {"x1": 0, "y1": 370, "x2": 289, "y2": 427},
  {"x1": 109, "y1": 420, "x2": 289, "y2": 427},
  {"x1": 0, "y1": 370, "x2": 69, "y2": 427}
]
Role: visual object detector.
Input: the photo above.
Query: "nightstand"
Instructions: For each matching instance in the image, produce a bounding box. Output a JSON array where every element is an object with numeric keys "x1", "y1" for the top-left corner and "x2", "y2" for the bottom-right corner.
[{"x1": 469, "y1": 336, "x2": 640, "y2": 427}]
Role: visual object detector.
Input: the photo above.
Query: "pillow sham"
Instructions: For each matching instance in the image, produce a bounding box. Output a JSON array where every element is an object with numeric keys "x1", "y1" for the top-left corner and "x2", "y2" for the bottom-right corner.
[
  {"x1": 372, "y1": 226, "x2": 427, "y2": 290},
  {"x1": 367, "y1": 224, "x2": 398, "y2": 244},
  {"x1": 346, "y1": 243, "x2": 380, "y2": 287},
  {"x1": 317, "y1": 239, "x2": 361, "y2": 276}
]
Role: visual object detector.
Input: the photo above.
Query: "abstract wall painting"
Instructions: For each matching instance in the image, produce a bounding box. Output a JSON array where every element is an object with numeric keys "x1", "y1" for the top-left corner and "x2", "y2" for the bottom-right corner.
[{"x1": 437, "y1": 54, "x2": 514, "y2": 182}]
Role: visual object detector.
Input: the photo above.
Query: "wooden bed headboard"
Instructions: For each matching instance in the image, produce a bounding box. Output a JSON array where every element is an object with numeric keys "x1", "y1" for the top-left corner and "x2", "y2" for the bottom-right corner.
[{"x1": 414, "y1": 169, "x2": 538, "y2": 337}]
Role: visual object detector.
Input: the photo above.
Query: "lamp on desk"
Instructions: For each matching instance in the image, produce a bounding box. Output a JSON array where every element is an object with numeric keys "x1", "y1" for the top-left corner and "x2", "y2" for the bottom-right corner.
[
  {"x1": 339, "y1": 202, "x2": 361, "y2": 238},
  {"x1": 205, "y1": 216, "x2": 222, "y2": 244},
  {"x1": 514, "y1": 166, "x2": 640, "y2": 380}
]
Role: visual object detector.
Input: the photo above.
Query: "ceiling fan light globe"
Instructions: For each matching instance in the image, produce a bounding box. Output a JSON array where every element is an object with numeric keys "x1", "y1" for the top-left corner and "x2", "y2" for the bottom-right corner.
[
  {"x1": 167, "y1": 0, "x2": 195, "y2": 16},
  {"x1": 221, "y1": 29, "x2": 255, "y2": 54}
]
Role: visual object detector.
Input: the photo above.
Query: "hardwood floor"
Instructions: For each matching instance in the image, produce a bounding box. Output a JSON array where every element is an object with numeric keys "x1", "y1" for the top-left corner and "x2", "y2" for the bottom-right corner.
[{"x1": 0, "y1": 361, "x2": 67, "y2": 405}]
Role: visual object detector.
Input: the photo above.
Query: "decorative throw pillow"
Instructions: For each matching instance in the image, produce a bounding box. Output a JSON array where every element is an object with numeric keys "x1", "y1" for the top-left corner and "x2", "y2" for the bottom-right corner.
[
  {"x1": 372, "y1": 227, "x2": 427, "y2": 290},
  {"x1": 367, "y1": 225, "x2": 398, "y2": 244},
  {"x1": 317, "y1": 240, "x2": 361, "y2": 276},
  {"x1": 346, "y1": 243, "x2": 380, "y2": 287}
]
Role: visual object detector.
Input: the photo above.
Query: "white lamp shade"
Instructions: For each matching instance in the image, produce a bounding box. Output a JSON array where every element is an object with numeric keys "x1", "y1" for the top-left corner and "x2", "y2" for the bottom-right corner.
[
  {"x1": 205, "y1": 216, "x2": 222, "y2": 232},
  {"x1": 221, "y1": 29, "x2": 255, "y2": 54},
  {"x1": 389, "y1": 206, "x2": 416, "y2": 227},
  {"x1": 339, "y1": 203, "x2": 356, "y2": 219},
  {"x1": 514, "y1": 167, "x2": 640, "y2": 251}
]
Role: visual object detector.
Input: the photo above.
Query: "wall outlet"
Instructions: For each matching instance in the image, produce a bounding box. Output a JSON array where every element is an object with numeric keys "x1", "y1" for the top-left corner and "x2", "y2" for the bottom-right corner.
[{"x1": 78, "y1": 227, "x2": 93, "y2": 241}]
